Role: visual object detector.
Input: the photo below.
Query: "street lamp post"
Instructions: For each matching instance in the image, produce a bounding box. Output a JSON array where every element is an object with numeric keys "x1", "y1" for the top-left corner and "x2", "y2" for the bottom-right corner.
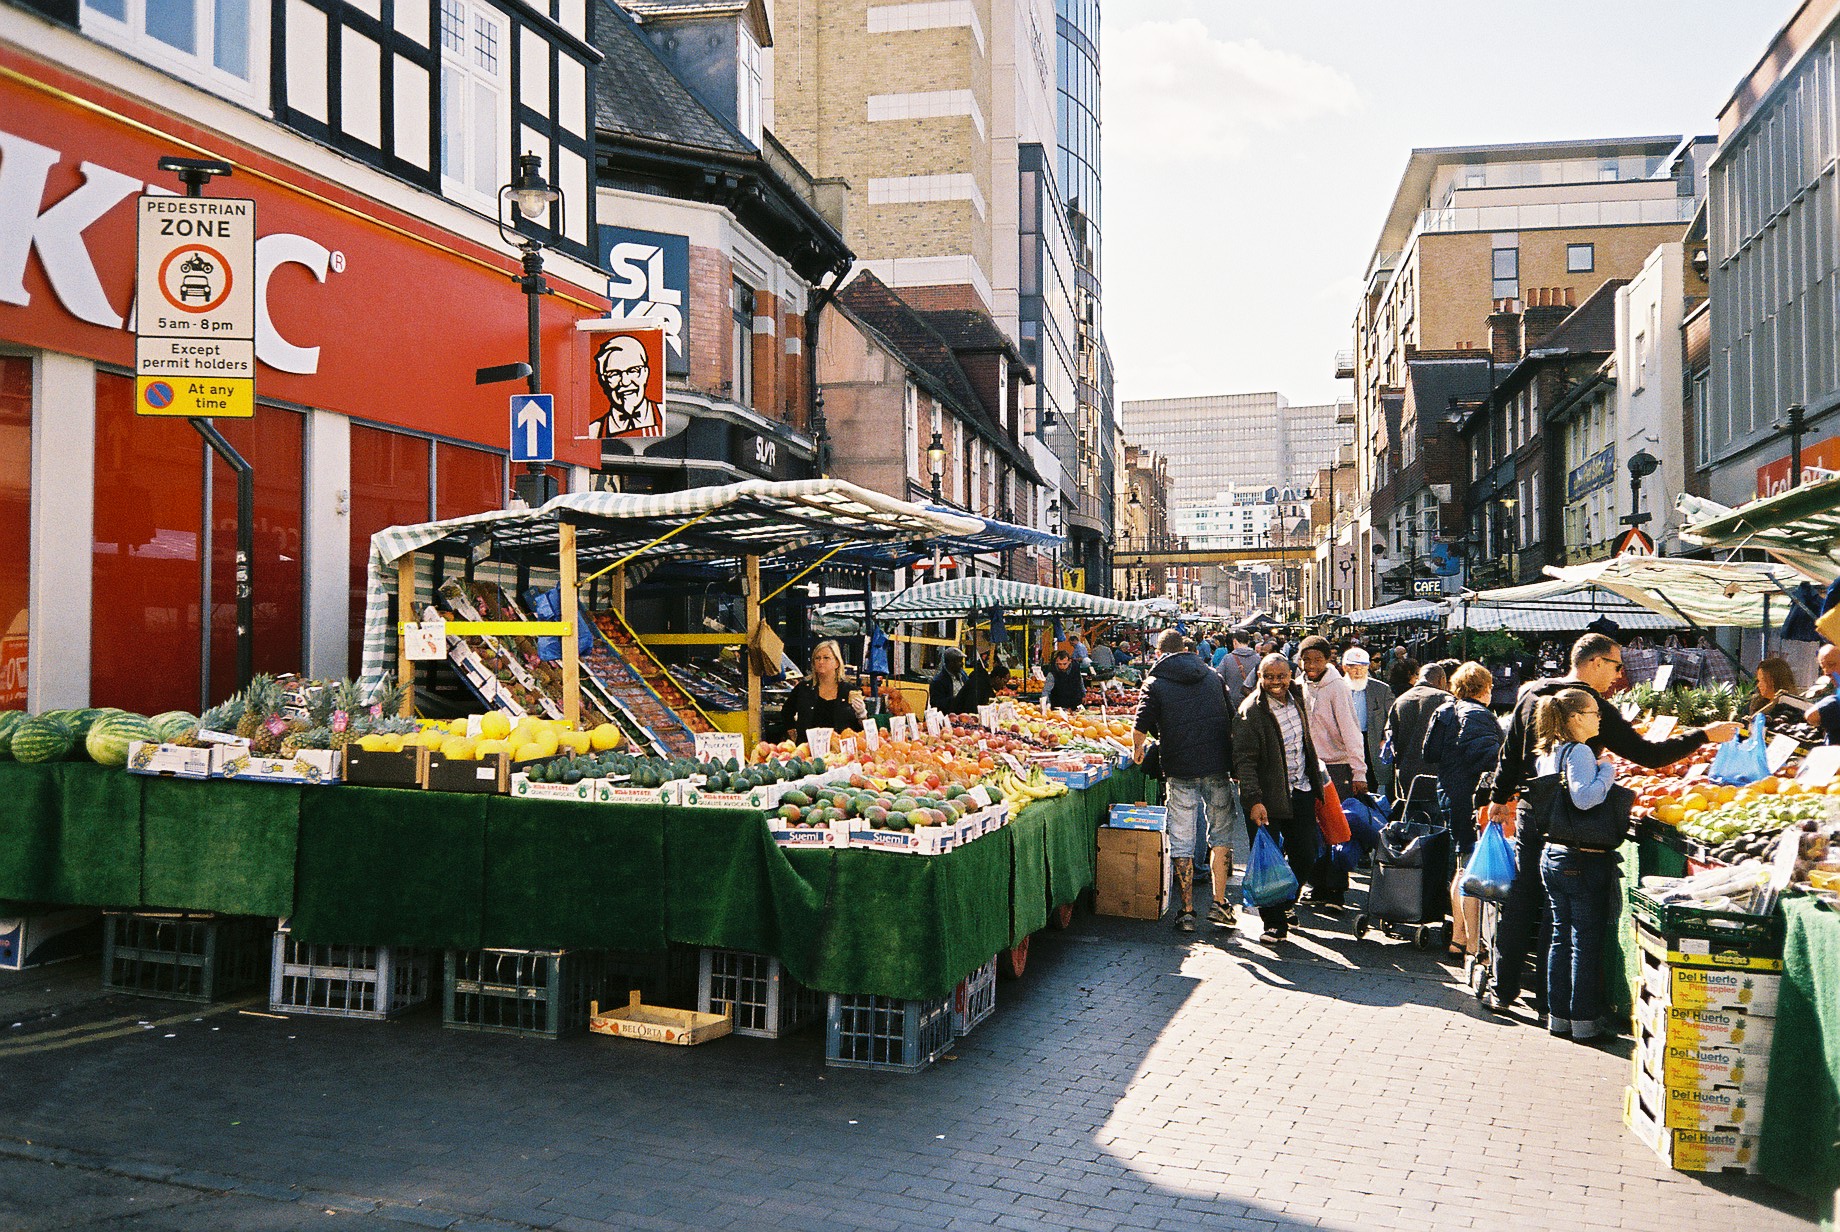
[
  {"x1": 926, "y1": 427, "x2": 946, "y2": 503},
  {"x1": 498, "y1": 153, "x2": 563, "y2": 507}
]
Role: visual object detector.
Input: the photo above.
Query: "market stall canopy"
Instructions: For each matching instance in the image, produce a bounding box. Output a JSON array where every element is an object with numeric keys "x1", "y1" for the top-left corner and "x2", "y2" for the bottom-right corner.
[
  {"x1": 793, "y1": 505, "x2": 1064, "y2": 571},
  {"x1": 1680, "y1": 478, "x2": 1840, "y2": 582},
  {"x1": 874, "y1": 577, "x2": 1167, "y2": 623},
  {"x1": 1449, "y1": 580, "x2": 1679, "y2": 633},
  {"x1": 359, "y1": 479, "x2": 984, "y2": 683},
  {"x1": 1543, "y1": 556, "x2": 1806, "y2": 630},
  {"x1": 1346, "y1": 598, "x2": 1448, "y2": 626},
  {"x1": 1233, "y1": 610, "x2": 1279, "y2": 631}
]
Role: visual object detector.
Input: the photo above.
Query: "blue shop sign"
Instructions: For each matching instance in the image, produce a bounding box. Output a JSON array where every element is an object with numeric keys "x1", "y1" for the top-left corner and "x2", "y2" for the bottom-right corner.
[{"x1": 1567, "y1": 445, "x2": 1616, "y2": 502}]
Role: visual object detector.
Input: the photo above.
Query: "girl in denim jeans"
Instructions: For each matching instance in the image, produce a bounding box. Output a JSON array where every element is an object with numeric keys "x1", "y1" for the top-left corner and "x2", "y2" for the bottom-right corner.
[{"x1": 1531, "y1": 689, "x2": 1618, "y2": 1041}]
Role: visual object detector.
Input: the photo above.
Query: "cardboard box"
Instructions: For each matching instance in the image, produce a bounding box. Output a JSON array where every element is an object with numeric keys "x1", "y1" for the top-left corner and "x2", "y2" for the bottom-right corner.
[
  {"x1": 680, "y1": 780, "x2": 789, "y2": 810},
  {"x1": 342, "y1": 745, "x2": 430, "y2": 789},
  {"x1": 1639, "y1": 951, "x2": 1781, "y2": 1015},
  {"x1": 1636, "y1": 1032, "x2": 1771, "y2": 1091},
  {"x1": 846, "y1": 823, "x2": 956, "y2": 855},
  {"x1": 1634, "y1": 994, "x2": 1776, "y2": 1051},
  {"x1": 1107, "y1": 804, "x2": 1167, "y2": 831},
  {"x1": 595, "y1": 779, "x2": 685, "y2": 806},
  {"x1": 0, "y1": 908, "x2": 102, "y2": 971},
  {"x1": 427, "y1": 751, "x2": 509, "y2": 794},
  {"x1": 508, "y1": 772, "x2": 597, "y2": 802},
  {"x1": 1095, "y1": 825, "x2": 1170, "y2": 919},
  {"x1": 1633, "y1": 1063, "x2": 1765, "y2": 1132},
  {"x1": 1625, "y1": 1087, "x2": 1758, "y2": 1172},
  {"x1": 126, "y1": 741, "x2": 227, "y2": 780},
  {"x1": 766, "y1": 822, "x2": 836, "y2": 849},
  {"x1": 219, "y1": 749, "x2": 342, "y2": 785}
]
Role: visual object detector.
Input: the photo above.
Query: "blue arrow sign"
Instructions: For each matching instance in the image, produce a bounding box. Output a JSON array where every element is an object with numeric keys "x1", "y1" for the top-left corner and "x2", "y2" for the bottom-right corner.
[{"x1": 510, "y1": 394, "x2": 553, "y2": 463}]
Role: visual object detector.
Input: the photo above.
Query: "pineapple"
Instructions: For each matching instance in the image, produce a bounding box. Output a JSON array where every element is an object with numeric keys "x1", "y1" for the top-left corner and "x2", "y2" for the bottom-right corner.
[
  {"x1": 280, "y1": 725, "x2": 330, "y2": 757},
  {"x1": 178, "y1": 698, "x2": 243, "y2": 746},
  {"x1": 326, "y1": 678, "x2": 368, "y2": 753},
  {"x1": 374, "y1": 674, "x2": 410, "y2": 718},
  {"x1": 235, "y1": 674, "x2": 284, "y2": 749}
]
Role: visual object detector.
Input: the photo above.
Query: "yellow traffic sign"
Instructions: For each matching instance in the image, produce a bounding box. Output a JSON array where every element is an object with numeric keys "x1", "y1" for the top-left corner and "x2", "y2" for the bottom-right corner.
[{"x1": 136, "y1": 376, "x2": 254, "y2": 417}]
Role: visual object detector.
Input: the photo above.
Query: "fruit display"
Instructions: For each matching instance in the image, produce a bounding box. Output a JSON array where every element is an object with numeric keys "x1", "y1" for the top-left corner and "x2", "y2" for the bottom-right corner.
[
  {"x1": 1766, "y1": 715, "x2": 1825, "y2": 746},
  {"x1": 589, "y1": 614, "x2": 718, "y2": 739},
  {"x1": 1673, "y1": 793, "x2": 1830, "y2": 846},
  {"x1": 1618, "y1": 681, "x2": 1749, "y2": 724},
  {"x1": 991, "y1": 766, "x2": 1070, "y2": 817},
  {"x1": 775, "y1": 780, "x2": 974, "y2": 834},
  {"x1": 3, "y1": 706, "x2": 174, "y2": 766}
]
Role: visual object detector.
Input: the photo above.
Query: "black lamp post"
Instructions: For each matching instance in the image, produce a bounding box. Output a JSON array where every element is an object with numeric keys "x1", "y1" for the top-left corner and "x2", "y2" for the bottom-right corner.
[
  {"x1": 498, "y1": 152, "x2": 563, "y2": 507},
  {"x1": 1775, "y1": 403, "x2": 1808, "y2": 489},
  {"x1": 926, "y1": 427, "x2": 945, "y2": 502},
  {"x1": 1624, "y1": 448, "x2": 1659, "y2": 530}
]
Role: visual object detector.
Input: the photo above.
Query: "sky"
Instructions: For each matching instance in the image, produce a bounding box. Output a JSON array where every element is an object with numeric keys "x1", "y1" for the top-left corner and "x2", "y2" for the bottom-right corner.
[{"x1": 1100, "y1": 1, "x2": 1793, "y2": 409}]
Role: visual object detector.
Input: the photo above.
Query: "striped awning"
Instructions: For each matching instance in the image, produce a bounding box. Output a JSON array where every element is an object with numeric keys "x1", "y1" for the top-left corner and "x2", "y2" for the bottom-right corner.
[
  {"x1": 1345, "y1": 599, "x2": 1448, "y2": 626},
  {"x1": 1543, "y1": 556, "x2": 1805, "y2": 630},
  {"x1": 358, "y1": 479, "x2": 982, "y2": 684},
  {"x1": 1448, "y1": 581, "x2": 1681, "y2": 633},
  {"x1": 874, "y1": 577, "x2": 1167, "y2": 623}
]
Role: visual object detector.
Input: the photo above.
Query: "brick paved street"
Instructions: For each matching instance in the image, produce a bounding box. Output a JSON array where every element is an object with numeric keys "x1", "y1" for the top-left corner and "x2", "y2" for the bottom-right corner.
[{"x1": 0, "y1": 900, "x2": 1821, "y2": 1232}]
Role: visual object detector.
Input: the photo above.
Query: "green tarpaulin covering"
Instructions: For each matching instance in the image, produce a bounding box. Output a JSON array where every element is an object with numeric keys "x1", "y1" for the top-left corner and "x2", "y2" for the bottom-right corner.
[
  {"x1": 0, "y1": 762, "x2": 1153, "y2": 1003},
  {"x1": 1760, "y1": 899, "x2": 1840, "y2": 1208}
]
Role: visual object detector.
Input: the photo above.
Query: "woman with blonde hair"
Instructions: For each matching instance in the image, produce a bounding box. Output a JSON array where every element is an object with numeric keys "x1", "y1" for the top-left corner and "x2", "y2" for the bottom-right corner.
[
  {"x1": 1532, "y1": 687, "x2": 1622, "y2": 1041},
  {"x1": 775, "y1": 639, "x2": 867, "y2": 741}
]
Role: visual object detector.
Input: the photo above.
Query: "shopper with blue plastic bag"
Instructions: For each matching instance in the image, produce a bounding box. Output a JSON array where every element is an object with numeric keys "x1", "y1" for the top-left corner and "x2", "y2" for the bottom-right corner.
[
  {"x1": 1233, "y1": 653, "x2": 1327, "y2": 945},
  {"x1": 1421, "y1": 662, "x2": 1502, "y2": 958}
]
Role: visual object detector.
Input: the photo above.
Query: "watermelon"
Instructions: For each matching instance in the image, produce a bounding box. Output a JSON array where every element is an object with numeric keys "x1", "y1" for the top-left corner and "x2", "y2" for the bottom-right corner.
[
  {"x1": 149, "y1": 711, "x2": 198, "y2": 742},
  {"x1": 12, "y1": 714, "x2": 76, "y2": 763},
  {"x1": 87, "y1": 713, "x2": 155, "y2": 767},
  {"x1": 0, "y1": 710, "x2": 25, "y2": 760}
]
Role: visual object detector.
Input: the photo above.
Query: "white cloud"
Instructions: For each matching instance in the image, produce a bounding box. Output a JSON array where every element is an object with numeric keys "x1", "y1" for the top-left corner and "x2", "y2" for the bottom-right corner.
[{"x1": 1106, "y1": 20, "x2": 1360, "y2": 166}]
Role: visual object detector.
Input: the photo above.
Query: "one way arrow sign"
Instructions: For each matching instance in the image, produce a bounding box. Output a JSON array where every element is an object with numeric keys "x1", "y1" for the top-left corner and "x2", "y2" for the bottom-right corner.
[{"x1": 509, "y1": 394, "x2": 554, "y2": 463}]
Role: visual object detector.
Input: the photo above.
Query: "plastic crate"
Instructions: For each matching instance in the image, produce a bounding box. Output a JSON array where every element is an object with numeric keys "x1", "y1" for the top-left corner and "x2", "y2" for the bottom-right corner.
[
  {"x1": 442, "y1": 948, "x2": 605, "y2": 1039},
  {"x1": 697, "y1": 948, "x2": 822, "y2": 1039},
  {"x1": 951, "y1": 958, "x2": 997, "y2": 1037},
  {"x1": 103, "y1": 912, "x2": 269, "y2": 1003},
  {"x1": 270, "y1": 927, "x2": 433, "y2": 1020},
  {"x1": 1628, "y1": 888, "x2": 1783, "y2": 949},
  {"x1": 825, "y1": 992, "x2": 954, "y2": 1073},
  {"x1": 604, "y1": 945, "x2": 700, "y2": 1010}
]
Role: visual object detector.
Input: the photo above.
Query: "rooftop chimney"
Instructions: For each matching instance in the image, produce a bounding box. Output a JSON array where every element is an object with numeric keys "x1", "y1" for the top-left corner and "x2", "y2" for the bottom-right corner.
[
  {"x1": 1488, "y1": 298, "x2": 1523, "y2": 365},
  {"x1": 1523, "y1": 288, "x2": 1573, "y2": 352}
]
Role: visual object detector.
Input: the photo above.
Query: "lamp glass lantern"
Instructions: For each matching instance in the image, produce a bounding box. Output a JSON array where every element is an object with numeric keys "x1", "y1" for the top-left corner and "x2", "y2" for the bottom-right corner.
[{"x1": 926, "y1": 428, "x2": 945, "y2": 501}]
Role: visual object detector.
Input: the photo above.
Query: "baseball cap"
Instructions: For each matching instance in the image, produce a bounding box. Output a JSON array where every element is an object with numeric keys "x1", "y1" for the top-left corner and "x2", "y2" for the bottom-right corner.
[{"x1": 1342, "y1": 647, "x2": 1371, "y2": 666}]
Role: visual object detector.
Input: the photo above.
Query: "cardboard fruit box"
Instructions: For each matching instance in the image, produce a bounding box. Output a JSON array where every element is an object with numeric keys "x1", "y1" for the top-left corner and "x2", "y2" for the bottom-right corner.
[
  {"x1": 588, "y1": 992, "x2": 732, "y2": 1046},
  {"x1": 426, "y1": 750, "x2": 510, "y2": 794},
  {"x1": 126, "y1": 741, "x2": 230, "y2": 780},
  {"x1": 508, "y1": 770, "x2": 598, "y2": 802},
  {"x1": 343, "y1": 745, "x2": 431, "y2": 789},
  {"x1": 595, "y1": 778, "x2": 687, "y2": 806},
  {"x1": 219, "y1": 748, "x2": 342, "y2": 785}
]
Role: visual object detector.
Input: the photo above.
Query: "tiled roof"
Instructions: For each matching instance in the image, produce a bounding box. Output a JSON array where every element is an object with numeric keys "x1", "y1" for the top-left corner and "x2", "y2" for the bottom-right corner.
[
  {"x1": 1539, "y1": 278, "x2": 1628, "y2": 354},
  {"x1": 918, "y1": 309, "x2": 1028, "y2": 367},
  {"x1": 592, "y1": 0, "x2": 754, "y2": 154}
]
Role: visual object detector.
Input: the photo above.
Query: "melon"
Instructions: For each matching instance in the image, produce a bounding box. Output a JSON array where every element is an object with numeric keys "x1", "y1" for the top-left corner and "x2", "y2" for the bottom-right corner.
[
  {"x1": 0, "y1": 710, "x2": 26, "y2": 760},
  {"x1": 12, "y1": 714, "x2": 77, "y2": 764},
  {"x1": 86, "y1": 713, "x2": 156, "y2": 767},
  {"x1": 149, "y1": 711, "x2": 198, "y2": 742}
]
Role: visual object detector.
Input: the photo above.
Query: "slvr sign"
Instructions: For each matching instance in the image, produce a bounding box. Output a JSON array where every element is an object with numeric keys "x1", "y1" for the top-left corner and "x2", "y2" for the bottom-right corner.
[
  {"x1": 134, "y1": 195, "x2": 256, "y2": 416},
  {"x1": 599, "y1": 226, "x2": 689, "y2": 375}
]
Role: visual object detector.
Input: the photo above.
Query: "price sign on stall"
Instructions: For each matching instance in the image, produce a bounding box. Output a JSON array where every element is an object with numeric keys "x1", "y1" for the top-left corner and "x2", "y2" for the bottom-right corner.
[
  {"x1": 863, "y1": 724, "x2": 881, "y2": 752},
  {"x1": 1767, "y1": 734, "x2": 1801, "y2": 774},
  {"x1": 1653, "y1": 665, "x2": 1675, "y2": 691},
  {"x1": 403, "y1": 620, "x2": 447, "y2": 661},
  {"x1": 1646, "y1": 715, "x2": 1678, "y2": 742},
  {"x1": 1795, "y1": 745, "x2": 1840, "y2": 786},
  {"x1": 836, "y1": 735, "x2": 858, "y2": 762},
  {"x1": 695, "y1": 731, "x2": 745, "y2": 764},
  {"x1": 804, "y1": 727, "x2": 834, "y2": 759}
]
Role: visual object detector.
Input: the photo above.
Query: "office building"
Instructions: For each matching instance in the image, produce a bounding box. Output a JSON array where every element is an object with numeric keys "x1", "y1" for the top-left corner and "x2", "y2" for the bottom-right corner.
[{"x1": 1120, "y1": 393, "x2": 1348, "y2": 514}]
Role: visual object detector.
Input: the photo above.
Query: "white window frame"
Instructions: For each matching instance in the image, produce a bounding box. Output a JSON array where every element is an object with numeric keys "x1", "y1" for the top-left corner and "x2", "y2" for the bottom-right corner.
[
  {"x1": 736, "y1": 27, "x2": 764, "y2": 146},
  {"x1": 439, "y1": 0, "x2": 511, "y2": 211},
  {"x1": 82, "y1": 0, "x2": 270, "y2": 110},
  {"x1": 903, "y1": 381, "x2": 920, "y2": 483}
]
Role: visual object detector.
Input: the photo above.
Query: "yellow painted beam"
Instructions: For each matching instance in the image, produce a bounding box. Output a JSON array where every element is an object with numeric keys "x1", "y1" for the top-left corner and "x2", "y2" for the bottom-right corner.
[
  {"x1": 397, "y1": 620, "x2": 573, "y2": 637},
  {"x1": 638, "y1": 632, "x2": 748, "y2": 646}
]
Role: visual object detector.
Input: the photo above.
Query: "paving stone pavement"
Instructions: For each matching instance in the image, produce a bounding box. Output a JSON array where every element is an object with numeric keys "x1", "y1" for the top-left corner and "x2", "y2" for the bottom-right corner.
[{"x1": 0, "y1": 896, "x2": 1823, "y2": 1232}]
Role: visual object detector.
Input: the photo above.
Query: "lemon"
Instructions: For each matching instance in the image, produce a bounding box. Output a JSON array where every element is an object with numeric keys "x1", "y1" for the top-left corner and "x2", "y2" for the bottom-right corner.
[
  {"x1": 476, "y1": 738, "x2": 510, "y2": 756},
  {"x1": 559, "y1": 731, "x2": 592, "y2": 754},
  {"x1": 358, "y1": 734, "x2": 388, "y2": 752}
]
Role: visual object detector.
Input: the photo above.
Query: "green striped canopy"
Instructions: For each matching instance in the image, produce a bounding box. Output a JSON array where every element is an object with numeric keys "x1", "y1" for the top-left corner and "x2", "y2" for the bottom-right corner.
[
  {"x1": 875, "y1": 577, "x2": 1167, "y2": 623},
  {"x1": 359, "y1": 479, "x2": 982, "y2": 686}
]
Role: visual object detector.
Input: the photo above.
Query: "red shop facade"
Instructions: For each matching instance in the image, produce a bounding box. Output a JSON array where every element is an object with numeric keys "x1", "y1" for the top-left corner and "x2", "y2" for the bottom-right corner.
[{"x1": 0, "y1": 43, "x2": 609, "y2": 715}]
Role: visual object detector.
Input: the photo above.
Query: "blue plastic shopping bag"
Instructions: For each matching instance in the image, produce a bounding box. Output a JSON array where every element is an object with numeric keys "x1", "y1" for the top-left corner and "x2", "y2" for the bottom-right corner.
[
  {"x1": 1241, "y1": 826, "x2": 1300, "y2": 909},
  {"x1": 526, "y1": 588, "x2": 594, "y2": 662},
  {"x1": 1708, "y1": 714, "x2": 1771, "y2": 785},
  {"x1": 1459, "y1": 820, "x2": 1516, "y2": 902},
  {"x1": 1341, "y1": 794, "x2": 1385, "y2": 853}
]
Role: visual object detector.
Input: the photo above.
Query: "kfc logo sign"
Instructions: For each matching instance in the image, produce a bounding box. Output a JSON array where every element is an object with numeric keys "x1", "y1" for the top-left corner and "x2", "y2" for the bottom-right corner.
[
  {"x1": 0, "y1": 127, "x2": 333, "y2": 373},
  {"x1": 599, "y1": 225, "x2": 689, "y2": 376}
]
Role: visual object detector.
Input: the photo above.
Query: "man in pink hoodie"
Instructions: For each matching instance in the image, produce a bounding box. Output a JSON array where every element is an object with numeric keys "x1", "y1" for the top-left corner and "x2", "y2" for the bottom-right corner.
[{"x1": 1296, "y1": 635, "x2": 1365, "y2": 908}]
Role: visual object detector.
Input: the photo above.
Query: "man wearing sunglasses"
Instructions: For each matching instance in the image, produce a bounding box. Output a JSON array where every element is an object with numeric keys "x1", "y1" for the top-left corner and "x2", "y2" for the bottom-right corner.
[{"x1": 1481, "y1": 632, "x2": 1739, "y2": 1019}]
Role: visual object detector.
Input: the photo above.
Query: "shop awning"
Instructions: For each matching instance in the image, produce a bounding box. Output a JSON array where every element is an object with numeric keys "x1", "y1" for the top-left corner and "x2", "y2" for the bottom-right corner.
[
  {"x1": 797, "y1": 505, "x2": 1065, "y2": 571},
  {"x1": 1680, "y1": 478, "x2": 1840, "y2": 581},
  {"x1": 1449, "y1": 580, "x2": 1680, "y2": 633},
  {"x1": 873, "y1": 577, "x2": 1167, "y2": 623},
  {"x1": 359, "y1": 479, "x2": 983, "y2": 682},
  {"x1": 1346, "y1": 599, "x2": 1448, "y2": 626},
  {"x1": 1542, "y1": 556, "x2": 1806, "y2": 630}
]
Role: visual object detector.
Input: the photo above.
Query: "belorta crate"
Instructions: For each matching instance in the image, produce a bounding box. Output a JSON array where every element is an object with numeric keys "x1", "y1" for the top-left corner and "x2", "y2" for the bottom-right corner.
[
  {"x1": 270, "y1": 925, "x2": 433, "y2": 1020},
  {"x1": 951, "y1": 958, "x2": 997, "y2": 1037},
  {"x1": 824, "y1": 991, "x2": 955, "y2": 1073},
  {"x1": 697, "y1": 948, "x2": 822, "y2": 1039},
  {"x1": 1106, "y1": 804, "x2": 1168, "y2": 831},
  {"x1": 103, "y1": 912, "x2": 270, "y2": 1003},
  {"x1": 443, "y1": 948, "x2": 606, "y2": 1039}
]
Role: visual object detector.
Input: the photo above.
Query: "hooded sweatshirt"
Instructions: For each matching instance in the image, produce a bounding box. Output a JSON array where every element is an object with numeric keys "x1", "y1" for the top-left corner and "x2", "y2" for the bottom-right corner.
[
  {"x1": 1133, "y1": 652, "x2": 1233, "y2": 779},
  {"x1": 1301, "y1": 662, "x2": 1367, "y2": 780}
]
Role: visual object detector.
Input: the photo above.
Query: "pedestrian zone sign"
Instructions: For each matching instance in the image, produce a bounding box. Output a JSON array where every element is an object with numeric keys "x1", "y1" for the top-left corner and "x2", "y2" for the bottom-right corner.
[{"x1": 134, "y1": 195, "x2": 256, "y2": 417}]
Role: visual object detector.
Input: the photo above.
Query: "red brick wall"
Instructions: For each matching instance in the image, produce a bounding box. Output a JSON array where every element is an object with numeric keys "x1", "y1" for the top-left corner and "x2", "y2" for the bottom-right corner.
[{"x1": 687, "y1": 244, "x2": 730, "y2": 397}]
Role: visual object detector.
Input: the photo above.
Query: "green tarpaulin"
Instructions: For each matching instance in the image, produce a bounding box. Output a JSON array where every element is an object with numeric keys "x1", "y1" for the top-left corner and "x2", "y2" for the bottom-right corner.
[
  {"x1": 0, "y1": 764, "x2": 142, "y2": 908},
  {"x1": 1760, "y1": 899, "x2": 1840, "y2": 1208},
  {"x1": 142, "y1": 777, "x2": 299, "y2": 916},
  {"x1": 483, "y1": 797, "x2": 666, "y2": 951}
]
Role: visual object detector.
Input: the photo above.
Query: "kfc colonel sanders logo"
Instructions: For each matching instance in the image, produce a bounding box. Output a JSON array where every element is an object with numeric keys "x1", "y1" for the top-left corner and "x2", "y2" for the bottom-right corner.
[{"x1": 584, "y1": 326, "x2": 666, "y2": 439}]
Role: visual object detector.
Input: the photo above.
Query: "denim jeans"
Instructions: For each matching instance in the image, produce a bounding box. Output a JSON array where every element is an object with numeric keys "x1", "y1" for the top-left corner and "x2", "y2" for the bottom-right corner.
[
  {"x1": 1540, "y1": 845, "x2": 1618, "y2": 1028},
  {"x1": 1164, "y1": 774, "x2": 1239, "y2": 868}
]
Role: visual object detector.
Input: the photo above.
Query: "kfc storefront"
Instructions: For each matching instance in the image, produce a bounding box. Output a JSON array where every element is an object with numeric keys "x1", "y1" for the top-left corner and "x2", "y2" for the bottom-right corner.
[{"x1": 0, "y1": 43, "x2": 609, "y2": 714}]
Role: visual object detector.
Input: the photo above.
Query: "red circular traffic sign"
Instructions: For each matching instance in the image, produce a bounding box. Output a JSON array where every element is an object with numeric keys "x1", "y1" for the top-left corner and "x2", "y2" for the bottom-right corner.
[{"x1": 157, "y1": 244, "x2": 233, "y2": 314}]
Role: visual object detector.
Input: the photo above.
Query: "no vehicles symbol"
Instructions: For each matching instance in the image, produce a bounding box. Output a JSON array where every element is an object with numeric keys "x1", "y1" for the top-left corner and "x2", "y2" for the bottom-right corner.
[
  {"x1": 157, "y1": 245, "x2": 232, "y2": 314},
  {"x1": 142, "y1": 381, "x2": 174, "y2": 409}
]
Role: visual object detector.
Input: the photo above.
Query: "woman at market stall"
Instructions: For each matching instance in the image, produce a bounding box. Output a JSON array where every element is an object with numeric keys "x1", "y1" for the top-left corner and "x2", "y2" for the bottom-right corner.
[
  {"x1": 775, "y1": 639, "x2": 866, "y2": 740},
  {"x1": 1530, "y1": 688, "x2": 1623, "y2": 1041},
  {"x1": 1748, "y1": 656, "x2": 1800, "y2": 718},
  {"x1": 1420, "y1": 662, "x2": 1502, "y2": 958}
]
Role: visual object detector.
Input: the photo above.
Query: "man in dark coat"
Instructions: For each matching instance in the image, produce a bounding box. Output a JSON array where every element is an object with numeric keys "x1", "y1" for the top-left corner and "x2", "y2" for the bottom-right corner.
[
  {"x1": 1483, "y1": 633, "x2": 1739, "y2": 1016},
  {"x1": 1233, "y1": 653, "x2": 1327, "y2": 945},
  {"x1": 929, "y1": 648, "x2": 972, "y2": 714},
  {"x1": 1384, "y1": 661, "x2": 1447, "y2": 815},
  {"x1": 1133, "y1": 628, "x2": 1237, "y2": 933}
]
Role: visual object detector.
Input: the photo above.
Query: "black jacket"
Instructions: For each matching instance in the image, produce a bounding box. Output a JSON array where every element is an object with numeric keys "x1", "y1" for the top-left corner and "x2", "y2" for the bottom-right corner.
[
  {"x1": 1385, "y1": 684, "x2": 1446, "y2": 796},
  {"x1": 1422, "y1": 698, "x2": 1502, "y2": 820},
  {"x1": 1045, "y1": 663, "x2": 1087, "y2": 710},
  {"x1": 929, "y1": 668, "x2": 972, "y2": 714},
  {"x1": 776, "y1": 679, "x2": 864, "y2": 741},
  {"x1": 1233, "y1": 685, "x2": 1326, "y2": 822},
  {"x1": 1490, "y1": 677, "x2": 1709, "y2": 805},
  {"x1": 1133, "y1": 652, "x2": 1232, "y2": 779}
]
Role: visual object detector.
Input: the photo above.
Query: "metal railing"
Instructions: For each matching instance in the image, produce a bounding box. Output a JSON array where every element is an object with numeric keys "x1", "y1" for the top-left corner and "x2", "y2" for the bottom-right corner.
[{"x1": 1413, "y1": 194, "x2": 1695, "y2": 238}]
